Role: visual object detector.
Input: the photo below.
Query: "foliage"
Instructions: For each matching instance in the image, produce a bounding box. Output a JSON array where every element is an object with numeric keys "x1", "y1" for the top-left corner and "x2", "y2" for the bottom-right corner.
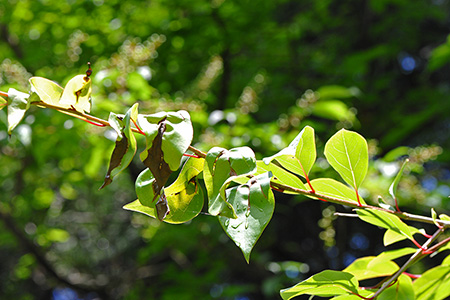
[
  {"x1": 1, "y1": 1, "x2": 450, "y2": 299},
  {"x1": 1, "y1": 67, "x2": 450, "y2": 299}
]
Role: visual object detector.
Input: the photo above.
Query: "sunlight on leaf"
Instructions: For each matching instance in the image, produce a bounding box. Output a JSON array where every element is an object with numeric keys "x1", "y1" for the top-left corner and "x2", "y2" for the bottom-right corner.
[
  {"x1": 59, "y1": 74, "x2": 92, "y2": 113},
  {"x1": 280, "y1": 270, "x2": 359, "y2": 300},
  {"x1": 219, "y1": 172, "x2": 274, "y2": 263},
  {"x1": 324, "y1": 129, "x2": 368, "y2": 192}
]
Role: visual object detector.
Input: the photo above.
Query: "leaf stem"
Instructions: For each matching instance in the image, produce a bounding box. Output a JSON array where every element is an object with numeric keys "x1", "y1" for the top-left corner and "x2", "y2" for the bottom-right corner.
[{"x1": 0, "y1": 90, "x2": 8, "y2": 98}]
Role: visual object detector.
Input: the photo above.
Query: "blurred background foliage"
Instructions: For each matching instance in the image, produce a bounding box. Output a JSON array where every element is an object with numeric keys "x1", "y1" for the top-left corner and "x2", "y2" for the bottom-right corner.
[{"x1": 1, "y1": 0, "x2": 450, "y2": 299}]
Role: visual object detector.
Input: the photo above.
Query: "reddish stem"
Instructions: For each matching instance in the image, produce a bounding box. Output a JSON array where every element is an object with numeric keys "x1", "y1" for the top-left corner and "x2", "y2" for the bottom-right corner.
[
  {"x1": 183, "y1": 154, "x2": 202, "y2": 158},
  {"x1": 84, "y1": 119, "x2": 107, "y2": 127},
  {"x1": 394, "y1": 197, "x2": 401, "y2": 213},
  {"x1": 355, "y1": 187, "x2": 362, "y2": 207},
  {"x1": 0, "y1": 90, "x2": 8, "y2": 98},
  {"x1": 402, "y1": 272, "x2": 421, "y2": 279},
  {"x1": 132, "y1": 119, "x2": 146, "y2": 136},
  {"x1": 421, "y1": 232, "x2": 433, "y2": 239}
]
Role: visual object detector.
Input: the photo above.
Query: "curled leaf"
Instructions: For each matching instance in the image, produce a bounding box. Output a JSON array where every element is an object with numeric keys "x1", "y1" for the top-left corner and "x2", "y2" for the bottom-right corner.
[
  {"x1": 29, "y1": 77, "x2": 67, "y2": 107},
  {"x1": 59, "y1": 74, "x2": 92, "y2": 113},
  {"x1": 263, "y1": 126, "x2": 316, "y2": 179},
  {"x1": 100, "y1": 104, "x2": 138, "y2": 189},
  {"x1": 7, "y1": 88, "x2": 32, "y2": 135},
  {"x1": 203, "y1": 147, "x2": 257, "y2": 218}
]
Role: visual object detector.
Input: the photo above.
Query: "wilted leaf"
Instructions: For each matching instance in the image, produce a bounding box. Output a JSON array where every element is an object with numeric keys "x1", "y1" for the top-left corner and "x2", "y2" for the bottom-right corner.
[
  {"x1": 219, "y1": 172, "x2": 274, "y2": 263},
  {"x1": 263, "y1": 126, "x2": 316, "y2": 180},
  {"x1": 59, "y1": 74, "x2": 92, "y2": 113},
  {"x1": 139, "y1": 110, "x2": 193, "y2": 171},
  {"x1": 141, "y1": 120, "x2": 172, "y2": 196},
  {"x1": 280, "y1": 270, "x2": 359, "y2": 300},
  {"x1": 125, "y1": 157, "x2": 204, "y2": 223},
  {"x1": 100, "y1": 104, "x2": 138, "y2": 189}
]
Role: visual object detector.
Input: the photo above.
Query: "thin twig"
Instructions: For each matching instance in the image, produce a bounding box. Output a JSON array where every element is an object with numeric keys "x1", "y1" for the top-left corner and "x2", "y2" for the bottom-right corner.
[{"x1": 370, "y1": 228, "x2": 443, "y2": 299}]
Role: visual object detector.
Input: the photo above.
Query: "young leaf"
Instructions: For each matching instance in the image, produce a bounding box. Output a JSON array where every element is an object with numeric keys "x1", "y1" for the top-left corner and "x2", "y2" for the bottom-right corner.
[
  {"x1": 324, "y1": 129, "x2": 368, "y2": 202},
  {"x1": 126, "y1": 157, "x2": 204, "y2": 223},
  {"x1": 343, "y1": 256, "x2": 398, "y2": 281},
  {"x1": 219, "y1": 172, "x2": 274, "y2": 263},
  {"x1": 280, "y1": 270, "x2": 359, "y2": 300},
  {"x1": 29, "y1": 76, "x2": 68, "y2": 107},
  {"x1": 356, "y1": 208, "x2": 413, "y2": 241},
  {"x1": 139, "y1": 110, "x2": 193, "y2": 171},
  {"x1": 413, "y1": 265, "x2": 450, "y2": 300},
  {"x1": 263, "y1": 126, "x2": 316, "y2": 179},
  {"x1": 59, "y1": 74, "x2": 92, "y2": 113},
  {"x1": 7, "y1": 88, "x2": 32, "y2": 135},
  {"x1": 379, "y1": 274, "x2": 414, "y2": 300},
  {"x1": 389, "y1": 159, "x2": 408, "y2": 210},
  {"x1": 203, "y1": 147, "x2": 257, "y2": 218},
  {"x1": 100, "y1": 104, "x2": 139, "y2": 189},
  {"x1": 307, "y1": 178, "x2": 366, "y2": 204},
  {"x1": 383, "y1": 226, "x2": 424, "y2": 246},
  {"x1": 368, "y1": 247, "x2": 416, "y2": 269}
]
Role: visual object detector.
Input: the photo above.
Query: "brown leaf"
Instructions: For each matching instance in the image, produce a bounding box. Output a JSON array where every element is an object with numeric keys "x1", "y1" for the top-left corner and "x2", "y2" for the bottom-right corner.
[
  {"x1": 142, "y1": 120, "x2": 172, "y2": 196},
  {"x1": 155, "y1": 192, "x2": 170, "y2": 221},
  {"x1": 99, "y1": 135, "x2": 129, "y2": 190}
]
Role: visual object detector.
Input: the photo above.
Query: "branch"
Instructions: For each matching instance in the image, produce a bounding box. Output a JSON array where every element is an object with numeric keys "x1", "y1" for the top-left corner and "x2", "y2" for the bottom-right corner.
[
  {"x1": 5, "y1": 91, "x2": 450, "y2": 228},
  {"x1": 370, "y1": 228, "x2": 444, "y2": 299}
]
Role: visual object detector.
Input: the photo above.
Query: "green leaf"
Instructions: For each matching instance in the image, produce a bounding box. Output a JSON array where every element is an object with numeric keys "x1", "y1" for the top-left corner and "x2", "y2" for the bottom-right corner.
[
  {"x1": 443, "y1": 254, "x2": 450, "y2": 265},
  {"x1": 414, "y1": 265, "x2": 450, "y2": 300},
  {"x1": 324, "y1": 129, "x2": 368, "y2": 192},
  {"x1": 383, "y1": 226, "x2": 425, "y2": 246},
  {"x1": 135, "y1": 168, "x2": 157, "y2": 207},
  {"x1": 413, "y1": 265, "x2": 450, "y2": 300},
  {"x1": 379, "y1": 274, "x2": 414, "y2": 300},
  {"x1": 368, "y1": 247, "x2": 416, "y2": 269},
  {"x1": 29, "y1": 76, "x2": 67, "y2": 107},
  {"x1": 317, "y1": 85, "x2": 360, "y2": 99},
  {"x1": 263, "y1": 126, "x2": 316, "y2": 179},
  {"x1": 313, "y1": 100, "x2": 355, "y2": 122},
  {"x1": 100, "y1": 104, "x2": 139, "y2": 189},
  {"x1": 388, "y1": 159, "x2": 408, "y2": 205},
  {"x1": 254, "y1": 161, "x2": 307, "y2": 193},
  {"x1": 218, "y1": 172, "x2": 274, "y2": 263},
  {"x1": 203, "y1": 147, "x2": 257, "y2": 218},
  {"x1": 343, "y1": 256, "x2": 398, "y2": 281},
  {"x1": 125, "y1": 157, "x2": 204, "y2": 224},
  {"x1": 59, "y1": 74, "x2": 92, "y2": 113},
  {"x1": 7, "y1": 88, "x2": 32, "y2": 135},
  {"x1": 356, "y1": 208, "x2": 413, "y2": 241},
  {"x1": 307, "y1": 178, "x2": 365, "y2": 204},
  {"x1": 139, "y1": 110, "x2": 193, "y2": 171},
  {"x1": 280, "y1": 270, "x2": 359, "y2": 300},
  {"x1": 439, "y1": 214, "x2": 450, "y2": 222}
]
